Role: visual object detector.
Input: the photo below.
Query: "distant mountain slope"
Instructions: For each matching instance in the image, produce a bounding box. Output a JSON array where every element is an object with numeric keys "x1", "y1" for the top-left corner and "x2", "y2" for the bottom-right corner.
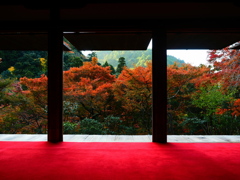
[{"x1": 95, "y1": 49, "x2": 185, "y2": 68}]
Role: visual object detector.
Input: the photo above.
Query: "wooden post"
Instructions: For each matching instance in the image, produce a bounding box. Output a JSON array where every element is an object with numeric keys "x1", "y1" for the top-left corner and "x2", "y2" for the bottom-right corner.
[
  {"x1": 48, "y1": 8, "x2": 63, "y2": 142},
  {"x1": 152, "y1": 29, "x2": 167, "y2": 143}
]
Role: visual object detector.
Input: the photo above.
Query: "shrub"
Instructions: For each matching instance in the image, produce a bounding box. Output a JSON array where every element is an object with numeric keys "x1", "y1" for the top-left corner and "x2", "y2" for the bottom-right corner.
[
  {"x1": 103, "y1": 116, "x2": 123, "y2": 134},
  {"x1": 63, "y1": 121, "x2": 79, "y2": 134},
  {"x1": 80, "y1": 118, "x2": 106, "y2": 134}
]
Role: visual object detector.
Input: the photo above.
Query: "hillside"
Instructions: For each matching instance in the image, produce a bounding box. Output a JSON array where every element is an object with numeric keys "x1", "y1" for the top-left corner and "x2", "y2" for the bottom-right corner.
[{"x1": 95, "y1": 49, "x2": 185, "y2": 68}]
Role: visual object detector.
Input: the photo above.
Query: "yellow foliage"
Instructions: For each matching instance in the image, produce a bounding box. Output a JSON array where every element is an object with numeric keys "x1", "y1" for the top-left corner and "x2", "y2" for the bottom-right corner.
[
  {"x1": 39, "y1": 58, "x2": 46, "y2": 65},
  {"x1": 39, "y1": 58, "x2": 47, "y2": 72},
  {"x1": 8, "y1": 66, "x2": 15, "y2": 72}
]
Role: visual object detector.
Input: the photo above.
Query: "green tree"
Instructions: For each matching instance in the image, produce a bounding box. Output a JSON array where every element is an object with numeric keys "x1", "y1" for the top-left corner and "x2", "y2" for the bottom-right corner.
[
  {"x1": 192, "y1": 85, "x2": 233, "y2": 117},
  {"x1": 116, "y1": 57, "x2": 126, "y2": 75},
  {"x1": 13, "y1": 54, "x2": 43, "y2": 78},
  {"x1": 63, "y1": 53, "x2": 83, "y2": 70},
  {"x1": 102, "y1": 61, "x2": 116, "y2": 75},
  {"x1": 87, "y1": 52, "x2": 97, "y2": 60},
  {"x1": 0, "y1": 51, "x2": 47, "y2": 79},
  {"x1": 0, "y1": 51, "x2": 24, "y2": 74},
  {"x1": 188, "y1": 85, "x2": 236, "y2": 134}
]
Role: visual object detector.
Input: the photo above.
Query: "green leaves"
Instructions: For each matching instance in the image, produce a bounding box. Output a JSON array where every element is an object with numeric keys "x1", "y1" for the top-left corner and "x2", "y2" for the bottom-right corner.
[
  {"x1": 192, "y1": 85, "x2": 233, "y2": 116},
  {"x1": 80, "y1": 118, "x2": 106, "y2": 135}
]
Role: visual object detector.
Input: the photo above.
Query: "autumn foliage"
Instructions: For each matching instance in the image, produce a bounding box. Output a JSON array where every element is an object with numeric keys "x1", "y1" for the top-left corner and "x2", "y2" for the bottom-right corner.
[
  {"x1": 114, "y1": 63, "x2": 152, "y2": 133},
  {"x1": 207, "y1": 44, "x2": 240, "y2": 119},
  {"x1": 63, "y1": 59, "x2": 116, "y2": 121},
  {"x1": 0, "y1": 50, "x2": 240, "y2": 135}
]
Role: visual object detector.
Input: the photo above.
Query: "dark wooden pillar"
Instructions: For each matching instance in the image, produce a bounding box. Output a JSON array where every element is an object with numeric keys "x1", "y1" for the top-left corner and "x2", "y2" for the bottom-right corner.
[
  {"x1": 152, "y1": 29, "x2": 167, "y2": 143},
  {"x1": 48, "y1": 8, "x2": 63, "y2": 142}
]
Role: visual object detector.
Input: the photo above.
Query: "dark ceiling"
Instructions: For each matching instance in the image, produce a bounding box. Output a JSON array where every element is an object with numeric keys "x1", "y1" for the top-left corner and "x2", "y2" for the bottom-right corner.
[{"x1": 0, "y1": 1, "x2": 239, "y2": 50}]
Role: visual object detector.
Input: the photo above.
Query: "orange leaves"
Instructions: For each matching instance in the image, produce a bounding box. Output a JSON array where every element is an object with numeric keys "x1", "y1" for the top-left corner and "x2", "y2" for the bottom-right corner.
[
  {"x1": 232, "y1": 99, "x2": 240, "y2": 116},
  {"x1": 20, "y1": 74, "x2": 48, "y2": 92},
  {"x1": 215, "y1": 99, "x2": 240, "y2": 117},
  {"x1": 64, "y1": 77, "x2": 113, "y2": 98},
  {"x1": 114, "y1": 63, "x2": 152, "y2": 113},
  {"x1": 113, "y1": 63, "x2": 153, "y2": 133},
  {"x1": 91, "y1": 57, "x2": 98, "y2": 65},
  {"x1": 63, "y1": 62, "x2": 116, "y2": 97},
  {"x1": 167, "y1": 63, "x2": 211, "y2": 98},
  {"x1": 64, "y1": 61, "x2": 115, "y2": 85},
  {"x1": 207, "y1": 45, "x2": 240, "y2": 89},
  {"x1": 19, "y1": 74, "x2": 48, "y2": 108},
  {"x1": 63, "y1": 62, "x2": 117, "y2": 119},
  {"x1": 117, "y1": 62, "x2": 152, "y2": 88},
  {"x1": 216, "y1": 108, "x2": 229, "y2": 115}
]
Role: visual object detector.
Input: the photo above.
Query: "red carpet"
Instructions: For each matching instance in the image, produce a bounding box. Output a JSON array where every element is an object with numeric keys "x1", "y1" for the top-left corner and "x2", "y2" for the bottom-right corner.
[{"x1": 0, "y1": 142, "x2": 240, "y2": 180}]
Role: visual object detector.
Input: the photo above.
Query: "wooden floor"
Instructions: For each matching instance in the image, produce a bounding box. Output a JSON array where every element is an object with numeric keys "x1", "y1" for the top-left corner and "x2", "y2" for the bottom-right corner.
[{"x1": 0, "y1": 134, "x2": 240, "y2": 142}]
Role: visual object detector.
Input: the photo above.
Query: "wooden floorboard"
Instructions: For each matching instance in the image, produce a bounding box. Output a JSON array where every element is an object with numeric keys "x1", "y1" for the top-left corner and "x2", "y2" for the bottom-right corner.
[{"x1": 0, "y1": 134, "x2": 239, "y2": 142}]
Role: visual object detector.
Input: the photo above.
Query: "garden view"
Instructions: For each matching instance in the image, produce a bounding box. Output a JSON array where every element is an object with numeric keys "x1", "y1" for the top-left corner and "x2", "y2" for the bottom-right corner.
[{"x1": 0, "y1": 45, "x2": 239, "y2": 135}]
